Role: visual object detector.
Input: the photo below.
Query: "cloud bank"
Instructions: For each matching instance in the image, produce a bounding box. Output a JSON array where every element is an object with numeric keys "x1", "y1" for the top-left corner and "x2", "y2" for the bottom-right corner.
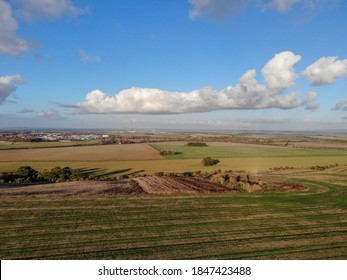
[
  {"x1": 0, "y1": 74, "x2": 24, "y2": 104},
  {"x1": 302, "y1": 56, "x2": 347, "y2": 86},
  {"x1": 67, "y1": 51, "x2": 317, "y2": 115},
  {"x1": 0, "y1": 0, "x2": 29, "y2": 56}
]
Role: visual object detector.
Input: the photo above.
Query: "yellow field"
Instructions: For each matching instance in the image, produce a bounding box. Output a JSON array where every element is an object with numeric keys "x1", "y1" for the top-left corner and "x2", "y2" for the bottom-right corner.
[
  {"x1": 1, "y1": 156, "x2": 346, "y2": 176},
  {"x1": 0, "y1": 142, "x2": 346, "y2": 176},
  {"x1": 0, "y1": 143, "x2": 163, "y2": 161}
]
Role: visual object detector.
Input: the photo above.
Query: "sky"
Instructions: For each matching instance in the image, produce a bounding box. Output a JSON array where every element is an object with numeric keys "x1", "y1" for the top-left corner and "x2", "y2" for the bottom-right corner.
[{"x1": 0, "y1": 0, "x2": 347, "y2": 131}]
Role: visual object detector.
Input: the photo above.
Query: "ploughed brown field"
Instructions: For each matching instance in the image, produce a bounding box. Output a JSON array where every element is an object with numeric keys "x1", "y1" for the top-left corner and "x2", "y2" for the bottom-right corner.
[{"x1": 0, "y1": 143, "x2": 163, "y2": 161}]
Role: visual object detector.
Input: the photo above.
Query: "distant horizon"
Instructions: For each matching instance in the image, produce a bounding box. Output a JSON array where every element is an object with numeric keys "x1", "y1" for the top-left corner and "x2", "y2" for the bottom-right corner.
[{"x1": 1, "y1": 126, "x2": 347, "y2": 135}]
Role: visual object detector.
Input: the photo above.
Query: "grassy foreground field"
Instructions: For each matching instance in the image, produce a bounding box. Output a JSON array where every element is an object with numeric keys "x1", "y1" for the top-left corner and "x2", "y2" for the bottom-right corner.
[{"x1": 0, "y1": 166, "x2": 347, "y2": 259}]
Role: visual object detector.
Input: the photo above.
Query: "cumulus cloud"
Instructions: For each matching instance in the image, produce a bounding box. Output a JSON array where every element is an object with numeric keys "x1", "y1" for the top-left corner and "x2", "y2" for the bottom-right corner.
[
  {"x1": 189, "y1": 0, "x2": 338, "y2": 19},
  {"x1": 1, "y1": 0, "x2": 87, "y2": 56},
  {"x1": 11, "y1": 0, "x2": 87, "y2": 21},
  {"x1": 305, "y1": 102, "x2": 320, "y2": 111},
  {"x1": 0, "y1": 74, "x2": 24, "y2": 104},
  {"x1": 36, "y1": 109, "x2": 60, "y2": 118},
  {"x1": 302, "y1": 56, "x2": 347, "y2": 86},
  {"x1": 64, "y1": 51, "x2": 317, "y2": 115},
  {"x1": 79, "y1": 49, "x2": 101, "y2": 64},
  {"x1": 0, "y1": 0, "x2": 30, "y2": 56},
  {"x1": 332, "y1": 99, "x2": 347, "y2": 111},
  {"x1": 262, "y1": 51, "x2": 301, "y2": 90}
]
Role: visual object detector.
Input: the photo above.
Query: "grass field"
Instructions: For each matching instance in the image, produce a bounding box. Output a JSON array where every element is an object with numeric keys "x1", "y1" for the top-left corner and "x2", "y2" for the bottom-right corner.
[
  {"x1": 1, "y1": 166, "x2": 346, "y2": 259},
  {"x1": 151, "y1": 142, "x2": 347, "y2": 159}
]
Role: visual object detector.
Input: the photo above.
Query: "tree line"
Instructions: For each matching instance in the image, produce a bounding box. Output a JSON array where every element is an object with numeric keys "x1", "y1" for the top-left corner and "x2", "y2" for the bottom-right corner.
[{"x1": 0, "y1": 166, "x2": 86, "y2": 184}]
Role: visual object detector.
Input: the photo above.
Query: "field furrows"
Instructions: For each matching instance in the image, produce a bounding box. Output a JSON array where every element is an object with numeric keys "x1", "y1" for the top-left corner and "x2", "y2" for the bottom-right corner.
[
  {"x1": 132, "y1": 176, "x2": 229, "y2": 194},
  {"x1": 1, "y1": 195, "x2": 347, "y2": 259},
  {"x1": 1, "y1": 166, "x2": 346, "y2": 259}
]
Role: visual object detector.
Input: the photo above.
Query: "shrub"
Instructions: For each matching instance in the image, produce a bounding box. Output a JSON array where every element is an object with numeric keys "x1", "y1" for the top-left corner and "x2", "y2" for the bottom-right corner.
[
  {"x1": 187, "y1": 142, "x2": 208, "y2": 147},
  {"x1": 202, "y1": 157, "x2": 220, "y2": 166},
  {"x1": 16, "y1": 166, "x2": 38, "y2": 180},
  {"x1": 154, "y1": 172, "x2": 164, "y2": 176},
  {"x1": 183, "y1": 172, "x2": 193, "y2": 177},
  {"x1": 38, "y1": 166, "x2": 85, "y2": 183},
  {"x1": 159, "y1": 149, "x2": 176, "y2": 155}
]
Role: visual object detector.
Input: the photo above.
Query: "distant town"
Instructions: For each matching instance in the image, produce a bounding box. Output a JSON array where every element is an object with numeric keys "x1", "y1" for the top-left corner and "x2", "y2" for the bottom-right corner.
[
  {"x1": 0, "y1": 130, "x2": 181, "y2": 145},
  {"x1": 1, "y1": 129, "x2": 347, "y2": 150}
]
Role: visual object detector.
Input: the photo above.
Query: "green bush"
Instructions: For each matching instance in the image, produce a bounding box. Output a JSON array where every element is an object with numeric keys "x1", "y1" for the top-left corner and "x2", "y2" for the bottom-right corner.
[
  {"x1": 39, "y1": 166, "x2": 85, "y2": 183},
  {"x1": 186, "y1": 142, "x2": 208, "y2": 147},
  {"x1": 159, "y1": 149, "x2": 176, "y2": 155},
  {"x1": 16, "y1": 166, "x2": 38, "y2": 179},
  {"x1": 202, "y1": 157, "x2": 220, "y2": 166}
]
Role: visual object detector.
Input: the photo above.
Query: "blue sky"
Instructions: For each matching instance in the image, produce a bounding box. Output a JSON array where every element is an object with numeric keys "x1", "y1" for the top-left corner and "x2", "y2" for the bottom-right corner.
[{"x1": 0, "y1": 0, "x2": 346, "y2": 131}]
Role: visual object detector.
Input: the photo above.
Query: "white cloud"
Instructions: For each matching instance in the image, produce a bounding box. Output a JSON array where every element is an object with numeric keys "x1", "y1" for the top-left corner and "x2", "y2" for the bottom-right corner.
[
  {"x1": 65, "y1": 51, "x2": 317, "y2": 115},
  {"x1": 1, "y1": 0, "x2": 86, "y2": 56},
  {"x1": 302, "y1": 56, "x2": 347, "y2": 86},
  {"x1": 332, "y1": 99, "x2": 347, "y2": 111},
  {"x1": 262, "y1": 51, "x2": 301, "y2": 90},
  {"x1": 36, "y1": 109, "x2": 60, "y2": 118},
  {"x1": 305, "y1": 102, "x2": 320, "y2": 111},
  {"x1": 0, "y1": 0, "x2": 30, "y2": 56},
  {"x1": 0, "y1": 74, "x2": 24, "y2": 104},
  {"x1": 11, "y1": 0, "x2": 87, "y2": 21},
  {"x1": 79, "y1": 49, "x2": 101, "y2": 64}
]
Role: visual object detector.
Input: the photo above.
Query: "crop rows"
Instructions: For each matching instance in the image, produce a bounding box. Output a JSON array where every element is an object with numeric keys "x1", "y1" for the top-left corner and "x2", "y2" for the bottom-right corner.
[{"x1": 1, "y1": 167, "x2": 346, "y2": 259}]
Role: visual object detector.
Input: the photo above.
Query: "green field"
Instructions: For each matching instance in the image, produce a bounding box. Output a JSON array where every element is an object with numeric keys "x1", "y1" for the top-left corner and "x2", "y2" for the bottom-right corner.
[
  {"x1": 1, "y1": 166, "x2": 347, "y2": 259},
  {"x1": 151, "y1": 142, "x2": 347, "y2": 159}
]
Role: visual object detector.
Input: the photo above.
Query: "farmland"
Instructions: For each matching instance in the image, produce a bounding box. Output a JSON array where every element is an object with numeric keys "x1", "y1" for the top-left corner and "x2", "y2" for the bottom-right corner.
[
  {"x1": 0, "y1": 166, "x2": 346, "y2": 259},
  {"x1": 151, "y1": 142, "x2": 347, "y2": 159},
  {"x1": 0, "y1": 140, "x2": 99, "y2": 150},
  {"x1": 0, "y1": 135, "x2": 347, "y2": 259},
  {"x1": 1, "y1": 141, "x2": 347, "y2": 176}
]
